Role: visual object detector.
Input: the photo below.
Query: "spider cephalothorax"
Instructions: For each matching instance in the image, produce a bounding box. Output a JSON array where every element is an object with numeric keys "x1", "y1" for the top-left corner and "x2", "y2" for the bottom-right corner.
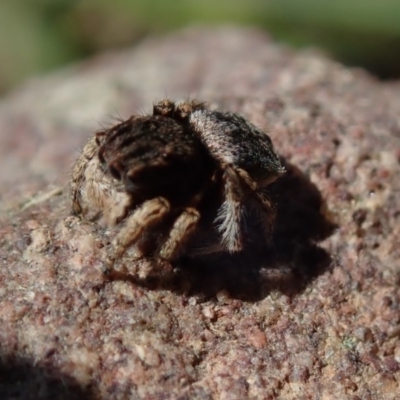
[{"x1": 71, "y1": 100, "x2": 284, "y2": 272}]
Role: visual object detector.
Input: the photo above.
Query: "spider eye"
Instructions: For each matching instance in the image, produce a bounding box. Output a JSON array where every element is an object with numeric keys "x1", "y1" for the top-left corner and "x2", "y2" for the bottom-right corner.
[{"x1": 109, "y1": 163, "x2": 122, "y2": 180}]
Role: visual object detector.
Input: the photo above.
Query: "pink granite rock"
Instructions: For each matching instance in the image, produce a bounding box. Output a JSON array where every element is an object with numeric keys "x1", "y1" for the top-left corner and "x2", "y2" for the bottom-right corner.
[{"x1": 0, "y1": 27, "x2": 399, "y2": 399}]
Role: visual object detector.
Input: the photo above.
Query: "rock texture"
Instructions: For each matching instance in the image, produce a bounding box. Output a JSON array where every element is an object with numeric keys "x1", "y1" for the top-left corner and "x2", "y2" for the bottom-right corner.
[{"x1": 1, "y1": 27, "x2": 400, "y2": 399}]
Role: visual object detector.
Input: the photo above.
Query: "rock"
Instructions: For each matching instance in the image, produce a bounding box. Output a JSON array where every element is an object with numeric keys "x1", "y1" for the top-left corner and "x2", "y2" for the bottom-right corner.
[{"x1": 0, "y1": 26, "x2": 399, "y2": 399}]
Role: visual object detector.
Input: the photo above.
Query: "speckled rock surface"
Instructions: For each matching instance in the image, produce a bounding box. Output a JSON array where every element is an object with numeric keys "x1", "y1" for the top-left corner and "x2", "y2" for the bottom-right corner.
[{"x1": 1, "y1": 27, "x2": 399, "y2": 399}]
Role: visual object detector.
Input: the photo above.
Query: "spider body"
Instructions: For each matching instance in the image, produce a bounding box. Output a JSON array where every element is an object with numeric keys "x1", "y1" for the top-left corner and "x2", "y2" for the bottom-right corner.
[{"x1": 71, "y1": 100, "x2": 284, "y2": 272}]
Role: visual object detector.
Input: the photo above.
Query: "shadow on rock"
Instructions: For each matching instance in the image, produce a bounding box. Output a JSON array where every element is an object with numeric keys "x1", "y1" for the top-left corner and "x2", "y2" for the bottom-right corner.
[
  {"x1": 0, "y1": 356, "x2": 95, "y2": 400},
  {"x1": 122, "y1": 162, "x2": 336, "y2": 301}
]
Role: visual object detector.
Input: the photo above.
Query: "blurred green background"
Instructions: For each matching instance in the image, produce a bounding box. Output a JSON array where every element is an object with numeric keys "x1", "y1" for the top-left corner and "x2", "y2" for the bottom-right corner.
[{"x1": 1, "y1": 0, "x2": 400, "y2": 94}]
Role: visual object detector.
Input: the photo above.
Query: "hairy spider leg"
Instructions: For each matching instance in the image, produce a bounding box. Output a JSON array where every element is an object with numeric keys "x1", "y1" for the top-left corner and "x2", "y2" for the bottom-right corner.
[
  {"x1": 215, "y1": 165, "x2": 247, "y2": 253},
  {"x1": 104, "y1": 197, "x2": 170, "y2": 274},
  {"x1": 236, "y1": 168, "x2": 276, "y2": 238},
  {"x1": 216, "y1": 166, "x2": 277, "y2": 252},
  {"x1": 159, "y1": 207, "x2": 200, "y2": 260}
]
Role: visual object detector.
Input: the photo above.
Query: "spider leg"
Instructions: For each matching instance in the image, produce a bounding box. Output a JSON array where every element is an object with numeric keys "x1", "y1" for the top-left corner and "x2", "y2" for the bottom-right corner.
[
  {"x1": 159, "y1": 207, "x2": 200, "y2": 260},
  {"x1": 216, "y1": 165, "x2": 246, "y2": 253},
  {"x1": 71, "y1": 137, "x2": 98, "y2": 215},
  {"x1": 216, "y1": 166, "x2": 276, "y2": 252},
  {"x1": 104, "y1": 197, "x2": 170, "y2": 274},
  {"x1": 236, "y1": 168, "x2": 276, "y2": 240},
  {"x1": 254, "y1": 191, "x2": 275, "y2": 235}
]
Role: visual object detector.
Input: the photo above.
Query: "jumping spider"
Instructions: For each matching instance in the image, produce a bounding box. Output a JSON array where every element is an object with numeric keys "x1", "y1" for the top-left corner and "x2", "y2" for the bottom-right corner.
[{"x1": 71, "y1": 100, "x2": 285, "y2": 273}]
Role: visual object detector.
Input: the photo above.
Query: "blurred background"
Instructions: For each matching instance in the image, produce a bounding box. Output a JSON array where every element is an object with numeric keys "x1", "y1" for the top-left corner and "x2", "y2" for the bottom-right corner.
[{"x1": 1, "y1": 0, "x2": 400, "y2": 94}]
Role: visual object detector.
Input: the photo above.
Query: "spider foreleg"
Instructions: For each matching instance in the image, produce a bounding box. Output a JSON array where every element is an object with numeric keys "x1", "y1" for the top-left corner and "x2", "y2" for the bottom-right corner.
[
  {"x1": 159, "y1": 207, "x2": 200, "y2": 260},
  {"x1": 104, "y1": 197, "x2": 170, "y2": 274}
]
